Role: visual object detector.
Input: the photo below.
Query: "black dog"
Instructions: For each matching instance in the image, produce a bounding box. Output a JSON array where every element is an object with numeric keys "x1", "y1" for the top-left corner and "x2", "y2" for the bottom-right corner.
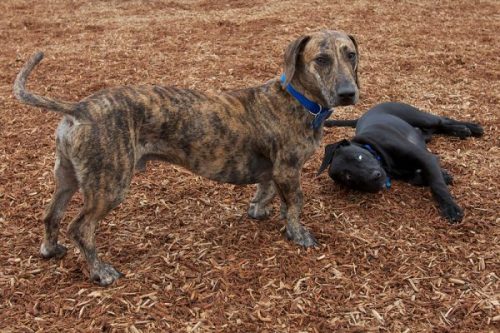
[{"x1": 317, "y1": 102, "x2": 483, "y2": 223}]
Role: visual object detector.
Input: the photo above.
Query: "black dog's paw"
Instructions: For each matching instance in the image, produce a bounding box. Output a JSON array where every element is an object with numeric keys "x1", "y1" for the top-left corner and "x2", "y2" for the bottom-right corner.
[
  {"x1": 449, "y1": 125, "x2": 472, "y2": 139},
  {"x1": 285, "y1": 225, "x2": 318, "y2": 248},
  {"x1": 442, "y1": 169, "x2": 454, "y2": 185},
  {"x1": 441, "y1": 203, "x2": 464, "y2": 224},
  {"x1": 465, "y1": 122, "x2": 484, "y2": 137}
]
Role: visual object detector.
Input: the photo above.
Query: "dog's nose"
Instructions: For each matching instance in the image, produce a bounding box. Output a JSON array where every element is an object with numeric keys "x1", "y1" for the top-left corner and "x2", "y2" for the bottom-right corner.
[
  {"x1": 371, "y1": 170, "x2": 382, "y2": 180},
  {"x1": 336, "y1": 83, "x2": 356, "y2": 106},
  {"x1": 338, "y1": 86, "x2": 356, "y2": 100}
]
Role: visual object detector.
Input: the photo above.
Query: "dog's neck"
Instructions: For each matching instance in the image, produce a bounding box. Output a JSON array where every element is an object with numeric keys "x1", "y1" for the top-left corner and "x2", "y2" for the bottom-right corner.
[
  {"x1": 285, "y1": 75, "x2": 329, "y2": 109},
  {"x1": 278, "y1": 75, "x2": 332, "y2": 130},
  {"x1": 353, "y1": 141, "x2": 392, "y2": 189}
]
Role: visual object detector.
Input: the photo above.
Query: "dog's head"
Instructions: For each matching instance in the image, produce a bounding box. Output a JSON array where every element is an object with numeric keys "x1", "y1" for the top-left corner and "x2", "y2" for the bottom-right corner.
[
  {"x1": 283, "y1": 30, "x2": 359, "y2": 108},
  {"x1": 317, "y1": 140, "x2": 386, "y2": 193}
]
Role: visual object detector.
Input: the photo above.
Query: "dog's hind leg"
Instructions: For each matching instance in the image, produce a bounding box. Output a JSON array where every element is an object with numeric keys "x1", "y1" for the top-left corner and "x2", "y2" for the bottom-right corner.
[
  {"x1": 248, "y1": 181, "x2": 276, "y2": 220},
  {"x1": 379, "y1": 103, "x2": 484, "y2": 139},
  {"x1": 437, "y1": 118, "x2": 484, "y2": 138},
  {"x1": 382, "y1": 103, "x2": 483, "y2": 138},
  {"x1": 68, "y1": 192, "x2": 127, "y2": 286},
  {"x1": 68, "y1": 170, "x2": 132, "y2": 286},
  {"x1": 40, "y1": 154, "x2": 78, "y2": 259}
]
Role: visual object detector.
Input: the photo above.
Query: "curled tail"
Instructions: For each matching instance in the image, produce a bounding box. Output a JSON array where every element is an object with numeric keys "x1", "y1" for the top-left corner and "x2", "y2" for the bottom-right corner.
[
  {"x1": 13, "y1": 52, "x2": 76, "y2": 116},
  {"x1": 324, "y1": 119, "x2": 358, "y2": 128}
]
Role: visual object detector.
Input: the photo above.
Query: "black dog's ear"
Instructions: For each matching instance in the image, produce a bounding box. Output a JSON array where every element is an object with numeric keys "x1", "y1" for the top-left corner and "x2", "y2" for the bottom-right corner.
[
  {"x1": 317, "y1": 140, "x2": 350, "y2": 176},
  {"x1": 283, "y1": 35, "x2": 311, "y2": 86},
  {"x1": 348, "y1": 34, "x2": 360, "y2": 89},
  {"x1": 338, "y1": 139, "x2": 351, "y2": 146}
]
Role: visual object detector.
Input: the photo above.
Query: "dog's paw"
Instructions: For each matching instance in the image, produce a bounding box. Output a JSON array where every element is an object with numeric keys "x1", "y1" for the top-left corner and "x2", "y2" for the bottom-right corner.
[
  {"x1": 466, "y1": 123, "x2": 484, "y2": 137},
  {"x1": 442, "y1": 169, "x2": 454, "y2": 185},
  {"x1": 248, "y1": 203, "x2": 272, "y2": 220},
  {"x1": 40, "y1": 243, "x2": 67, "y2": 260},
  {"x1": 90, "y1": 262, "x2": 124, "y2": 286},
  {"x1": 285, "y1": 225, "x2": 318, "y2": 248},
  {"x1": 451, "y1": 125, "x2": 472, "y2": 139},
  {"x1": 441, "y1": 203, "x2": 464, "y2": 224}
]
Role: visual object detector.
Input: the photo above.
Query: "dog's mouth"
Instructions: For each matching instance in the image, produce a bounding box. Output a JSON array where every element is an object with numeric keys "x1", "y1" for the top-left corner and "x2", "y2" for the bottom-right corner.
[
  {"x1": 335, "y1": 172, "x2": 386, "y2": 193},
  {"x1": 364, "y1": 182, "x2": 384, "y2": 193},
  {"x1": 332, "y1": 176, "x2": 384, "y2": 193},
  {"x1": 337, "y1": 95, "x2": 357, "y2": 106}
]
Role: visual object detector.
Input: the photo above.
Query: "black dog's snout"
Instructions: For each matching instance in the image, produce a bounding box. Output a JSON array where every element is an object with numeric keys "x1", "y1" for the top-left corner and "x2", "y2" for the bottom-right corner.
[{"x1": 371, "y1": 170, "x2": 382, "y2": 180}]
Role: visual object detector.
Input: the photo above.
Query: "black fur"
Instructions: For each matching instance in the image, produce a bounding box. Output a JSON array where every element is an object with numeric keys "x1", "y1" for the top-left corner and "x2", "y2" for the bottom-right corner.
[{"x1": 319, "y1": 102, "x2": 483, "y2": 223}]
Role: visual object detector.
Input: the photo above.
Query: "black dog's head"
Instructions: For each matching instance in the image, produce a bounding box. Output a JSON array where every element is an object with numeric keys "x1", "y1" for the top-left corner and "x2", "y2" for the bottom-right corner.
[{"x1": 317, "y1": 140, "x2": 387, "y2": 193}]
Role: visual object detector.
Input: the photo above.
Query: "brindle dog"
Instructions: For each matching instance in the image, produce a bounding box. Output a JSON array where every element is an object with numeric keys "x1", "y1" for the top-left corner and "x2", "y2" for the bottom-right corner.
[{"x1": 14, "y1": 30, "x2": 359, "y2": 286}]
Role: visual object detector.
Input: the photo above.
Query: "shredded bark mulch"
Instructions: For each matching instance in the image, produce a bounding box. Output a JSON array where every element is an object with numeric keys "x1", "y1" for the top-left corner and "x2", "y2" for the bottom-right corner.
[{"x1": 0, "y1": 0, "x2": 498, "y2": 332}]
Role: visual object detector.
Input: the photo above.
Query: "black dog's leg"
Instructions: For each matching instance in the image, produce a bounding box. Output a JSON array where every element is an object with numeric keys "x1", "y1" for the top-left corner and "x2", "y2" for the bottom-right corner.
[
  {"x1": 384, "y1": 139, "x2": 463, "y2": 223},
  {"x1": 371, "y1": 102, "x2": 444, "y2": 130},
  {"x1": 373, "y1": 102, "x2": 483, "y2": 138},
  {"x1": 408, "y1": 168, "x2": 453, "y2": 186},
  {"x1": 324, "y1": 119, "x2": 358, "y2": 128},
  {"x1": 419, "y1": 154, "x2": 463, "y2": 223},
  {"x1": 441, "y1": 169, "x2": 454, "y2": 185},
  {"x1": 437, "y1": 117, "x2": 484, "y2": 138}
]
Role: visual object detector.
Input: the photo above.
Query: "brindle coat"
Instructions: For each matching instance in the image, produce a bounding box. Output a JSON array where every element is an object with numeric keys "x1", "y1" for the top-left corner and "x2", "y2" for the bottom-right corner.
[{"x1": 14, "y1": 30, "x2": 359, "y2": 286}]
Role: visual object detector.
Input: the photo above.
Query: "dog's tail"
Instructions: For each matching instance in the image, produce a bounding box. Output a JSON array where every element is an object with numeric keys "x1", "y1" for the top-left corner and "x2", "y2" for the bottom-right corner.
[
  {"x1": 13, "y1": 52, "x2": 76, "y2": 116},
  {"x1": 324, "y1": 119, "x2": 358, "y2": 128}
]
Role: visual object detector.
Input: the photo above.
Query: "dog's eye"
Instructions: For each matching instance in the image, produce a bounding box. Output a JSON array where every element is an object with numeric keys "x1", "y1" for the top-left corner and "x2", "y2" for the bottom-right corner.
[
  {"x1": 315, "y1": 56, "x2": 331, "y2": 66},
  {"x1": 347, "y1": 52, "x2": 356, "y2": 61}
]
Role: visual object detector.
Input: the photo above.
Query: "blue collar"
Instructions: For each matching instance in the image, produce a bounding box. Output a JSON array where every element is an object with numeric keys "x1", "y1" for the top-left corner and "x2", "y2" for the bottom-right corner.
[
  {"x1": 362, "y1": 144, "x2": 392, "y2": 189},
  {"x1": 280, "y1": 74, "x2": 333, "y2": 130}
]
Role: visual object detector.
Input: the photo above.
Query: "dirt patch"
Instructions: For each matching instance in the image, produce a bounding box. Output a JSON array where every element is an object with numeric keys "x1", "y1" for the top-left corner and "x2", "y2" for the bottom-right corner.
[{"x1": 0, "y1": 0, "x2": 498, "y2": 332}]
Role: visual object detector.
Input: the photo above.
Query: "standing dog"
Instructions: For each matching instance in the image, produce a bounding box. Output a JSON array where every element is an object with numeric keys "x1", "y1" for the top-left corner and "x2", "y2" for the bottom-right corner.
[
  {"x1": 14, "y1": 30, "x2": 359, "y2": 285},
  {"x1": 317, "y1": 102, "x2": 483, "y2": 222}
]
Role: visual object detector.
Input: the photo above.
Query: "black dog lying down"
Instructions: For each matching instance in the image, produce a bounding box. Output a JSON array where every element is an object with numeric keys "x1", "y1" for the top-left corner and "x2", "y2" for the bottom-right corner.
[{"x1": 318, "y1": 102, "x2": 483, "y2": 223}]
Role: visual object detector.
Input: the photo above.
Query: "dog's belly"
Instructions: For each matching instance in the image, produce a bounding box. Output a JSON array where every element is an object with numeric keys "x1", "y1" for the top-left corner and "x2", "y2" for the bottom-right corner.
[
  {"x1": 137, "y1": 140, "x2": 273, "y2": 185},
  {"x1": 138, "y1": 147, "x2": 272, "y2": 185}
]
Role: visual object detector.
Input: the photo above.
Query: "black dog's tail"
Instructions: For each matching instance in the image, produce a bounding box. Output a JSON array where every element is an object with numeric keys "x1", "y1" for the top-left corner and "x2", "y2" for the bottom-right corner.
[
  {"x1": 13, "y1": 52, "x2": 77, "y2": 116},
  {"x1": 324, "y1": 119, "x2": 358, "y2": 128}
]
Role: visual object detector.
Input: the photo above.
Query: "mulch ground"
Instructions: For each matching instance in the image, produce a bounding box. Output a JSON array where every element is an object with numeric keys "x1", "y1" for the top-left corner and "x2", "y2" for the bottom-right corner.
[{"x1": 0, "y1": 0, "x2": 498, "y2": 332}]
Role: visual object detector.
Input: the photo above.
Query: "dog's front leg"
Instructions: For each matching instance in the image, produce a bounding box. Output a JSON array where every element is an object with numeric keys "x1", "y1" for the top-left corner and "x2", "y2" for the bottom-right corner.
[
  {"x1": 248, "y1": 181, "x2": 277, "y2": 220},
  {"x1": 426, "y1": 159, "x2": 464, "y2": 223},
  {"x1": 272, "y1": 164, "x2": 317, "y2": 247},
  {"x1": 414, "y1": 153, "x2": 463, "y2": 223}
]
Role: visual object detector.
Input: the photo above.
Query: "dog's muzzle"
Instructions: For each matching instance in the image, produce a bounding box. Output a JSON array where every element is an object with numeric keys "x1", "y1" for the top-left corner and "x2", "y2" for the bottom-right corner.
[{"x1": 336, "y1": 83, "x2": 357, "y2": 106}]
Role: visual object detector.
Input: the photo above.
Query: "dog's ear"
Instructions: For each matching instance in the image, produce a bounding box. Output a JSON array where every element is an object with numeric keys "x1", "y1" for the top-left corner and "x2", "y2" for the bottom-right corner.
[
  {"x1": 337, "y1": 139, "x2": 351, "y2": 147},
  {"x1": 348, "y1": 34, "x2": 360, "y2": 88},
  {"x1": 283, "y1": 35, "x2": 311, "y2": 86},
  {"x1": 317, "y1": 140, "x2": 351, "y2": 176}
]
